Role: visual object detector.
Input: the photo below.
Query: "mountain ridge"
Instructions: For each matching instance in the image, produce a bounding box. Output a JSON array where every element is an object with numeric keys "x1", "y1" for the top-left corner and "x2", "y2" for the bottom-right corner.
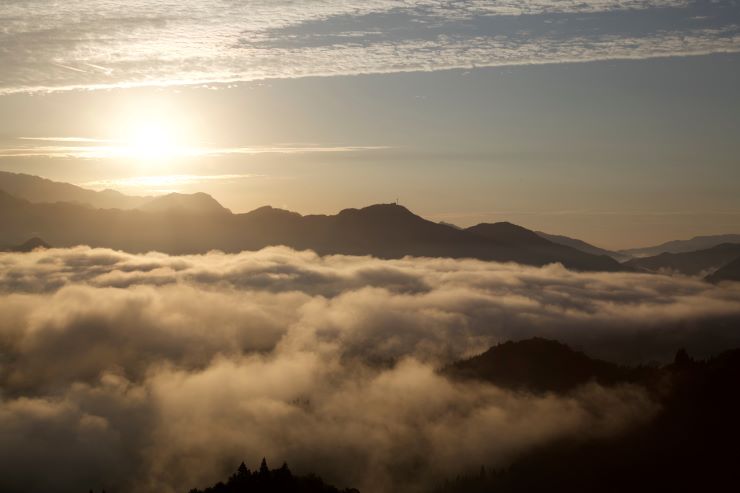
[
  {"x1": 625, "y1": 242, "x2": 740, "y2": 276},
  {"x1": 536, "y1": 230, "x2": 630, "y2": 262},
  {"x1": 706, "y1": 256, "x2": 740, "y2": 283},
  {"x1": 443, "y1": 337, "x2": 636, "y2": 393},
  {"x1": 137, "y1": 192, "x2": 231, "y2": 215},
  {"x1": 621, "y1": 233, "x2": 740, "y2": 257},
  {"x1": 0, "y1": 184, "x2": 625, "y2": 271},
  {"x1": 0, "y1": 171, "x2": 152, "y2": 210}
]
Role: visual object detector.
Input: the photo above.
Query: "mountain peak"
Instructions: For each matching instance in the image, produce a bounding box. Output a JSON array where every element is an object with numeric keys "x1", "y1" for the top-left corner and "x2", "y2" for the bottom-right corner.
[
  {"x1": 339, "y1": 203, "x2": 416, "y2": 217},
  {"x1": 11, "y1": 237, "x2": 51, "y2": 252},
  {"x1": 466, "y1": 221, "x2": 552, "y2": 246},
  {"x1": 137, "y1": 192, "x2": 230, "y2": 215},
  {"x1": 337, "y1": 203, "x2": 426, "y2": 226},
  {"x1": 244, "y1": 205, "x2": 303, "y2": 221},
  {"x1": 445, "y1": 337, "x2": 627, "y2": 393}
]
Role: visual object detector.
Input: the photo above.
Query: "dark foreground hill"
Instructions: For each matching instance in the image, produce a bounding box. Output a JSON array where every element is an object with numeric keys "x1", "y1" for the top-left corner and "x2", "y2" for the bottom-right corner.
[
  {"x1": 0, "y1": 190, "x2": 624, "y2": 272},
  {"x1": 624, "y1": 242, "x2": 740, "y2": 276},
  {"x1": 444, "y1": 338, "x2": 640, "y2": 393},
  {"x1": 436, "y1": 343, "x2": 740, "y2": 493},
  {"x1": 186, "y1": 459, "x2": 358, "y2": 493}
]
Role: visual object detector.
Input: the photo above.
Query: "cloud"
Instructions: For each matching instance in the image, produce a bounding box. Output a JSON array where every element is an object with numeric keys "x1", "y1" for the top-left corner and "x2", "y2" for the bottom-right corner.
[
  {"x1": 2, "y1": 246, "x2": 740, "y2": 367},
  {"x1": 1, "y1": 247, "x2": 740, "y2": 492},
  {"x1": 0, "y1": 138, "x2": 389, "y2": 159},
  {"x1": 0, "y1": 0, "x2": 736, "y2": 94}
]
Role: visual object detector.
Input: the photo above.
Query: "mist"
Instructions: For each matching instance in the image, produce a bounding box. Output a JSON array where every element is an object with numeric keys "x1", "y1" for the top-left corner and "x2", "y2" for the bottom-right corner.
[{"x1": 1, "y1": 247, "x2": 739, "y2": 492}]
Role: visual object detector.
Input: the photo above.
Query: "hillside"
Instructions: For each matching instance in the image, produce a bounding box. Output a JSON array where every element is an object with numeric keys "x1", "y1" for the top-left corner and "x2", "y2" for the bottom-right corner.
[
  {"x1": 0, "y1": 171, "x2": 150, "y2": 209},
  {"x1": 536, "y1": 231, "x2": 630, "y2": 262},
  {"x1": 444, "y1": 338, "x2": 635, "y2": 393},
  {"x1": 436, "y1": 346, "x2": 740, "y2": 493},
  {"x1": 706, "y1": 256, "x2": 740, "y2": 283},
  {"x1": 621, "y1": 233, "x2": 740, "y2": 257},
  {"x1": 624, "y1": 243, "x2": 740, "y2": 276}
]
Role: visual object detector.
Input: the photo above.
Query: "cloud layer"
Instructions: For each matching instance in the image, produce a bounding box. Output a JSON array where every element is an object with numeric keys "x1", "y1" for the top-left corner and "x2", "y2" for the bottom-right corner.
[
  {"x1": 1, "y1": 246, "x2": 740, "y2": 492},
  {"x1": 1, "y1": 0, "x2": 738, "y2": 93}
]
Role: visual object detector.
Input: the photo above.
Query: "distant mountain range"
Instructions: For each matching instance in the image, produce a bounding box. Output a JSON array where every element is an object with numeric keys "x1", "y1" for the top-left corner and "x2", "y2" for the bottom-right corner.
[
  {"x1": 535, "y1": 231, "x2": 630, "y2": 262},
  {"x1": 3, "y1": 172, "x2": 740, "y2": 279},
  {"x1": 625, "y1": 243, "x2": 740, "y2": 276},
  {"x1": 620, "y1": 233, "x2": 740, "y2": 257},
  {"x1": 137, "y1": 191, "x2": 231, "y2": 214},
  {"x1": 0, "y1": 173, "x2": 626, "y2": 272},
  {"x1": 0, "y1": 171, "x2": 151, "y2": 209}
]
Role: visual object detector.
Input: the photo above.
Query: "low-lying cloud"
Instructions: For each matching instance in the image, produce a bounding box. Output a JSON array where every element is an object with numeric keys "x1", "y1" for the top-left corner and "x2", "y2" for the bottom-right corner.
[{"x1": 1, "y1": 246, "x2": 739, "y2": 492}]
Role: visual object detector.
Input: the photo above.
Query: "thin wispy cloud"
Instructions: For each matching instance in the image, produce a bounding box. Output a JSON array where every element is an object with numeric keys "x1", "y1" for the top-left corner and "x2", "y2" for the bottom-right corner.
[
  {"x1": 0, "y1": 137, "x2": 388, "y2": 159},
  {"x1": 0, "y1": 0, "x2": 737, "y2": 94},
  {"x1": 18, "y1": 136, "x2": 115, "y2": 143},
  {"x1": 81, "y1": 174, "x2": 263, "y2": 193}
]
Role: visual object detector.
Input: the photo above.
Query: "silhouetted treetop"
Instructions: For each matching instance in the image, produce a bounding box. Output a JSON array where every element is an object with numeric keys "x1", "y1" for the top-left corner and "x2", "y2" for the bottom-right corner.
[
  {"x1": 435, "y1": 346, "x2": 740, "y2": 493},
  {"x1": 186, "y1": 459, "x2": 358, "y2": 493}
]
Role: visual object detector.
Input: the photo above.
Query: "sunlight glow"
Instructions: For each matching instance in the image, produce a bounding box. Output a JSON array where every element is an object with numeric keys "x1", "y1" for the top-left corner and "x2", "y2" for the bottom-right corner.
[
  {"x1": 126, "y1": 122, "x2": 178, "y2": 160},
  {"x1": 119, "y1": 118, "x2": 183, "y2": 161}
]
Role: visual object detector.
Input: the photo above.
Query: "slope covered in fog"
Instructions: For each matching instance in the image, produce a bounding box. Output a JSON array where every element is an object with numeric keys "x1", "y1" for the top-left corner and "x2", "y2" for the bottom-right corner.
[
  {"x1": 706, "y1": 256, "x2": 740, "y2": 283},
  {"x1": 436, "y1": 347, "x2": 740, "y2": 493}
]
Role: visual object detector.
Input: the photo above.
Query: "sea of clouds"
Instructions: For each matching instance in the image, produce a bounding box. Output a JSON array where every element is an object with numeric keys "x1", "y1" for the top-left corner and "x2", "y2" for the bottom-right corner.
[{"x1": 1, "y1": 246, "x2": 739, "y2": 492}]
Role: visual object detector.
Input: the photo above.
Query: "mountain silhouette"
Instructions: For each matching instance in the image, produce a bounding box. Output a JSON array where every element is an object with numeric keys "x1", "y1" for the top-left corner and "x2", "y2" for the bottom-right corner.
[
  {"x1": 620, "y1": 233, "x2": 740, "y2": 257},
  {"x1": 624, "y1": 242, "x2": 740, "y2": 276},
  {"x1": 535, "y1": 231, "x2": 630, "y2": 262},
  {"x1": 0, "y1": 183, "x2": 626, "y2": 271},
  {"x1": 465, "y1": 223, "x2": 625, "y2": 272},
  {"x1": 444, "y1": 338, "x2": 634, "y2": 393},
  {"x1": 436, "y1": 346, "x2": 740, "y2": 493},
  {"x1": 137, "y1": 192, "x2": 231, "y2": 214},
  {"x1": 0, "y1": 171, "x2": 150, "y2": 209},
  {"x1": 706, "y1": 256, "x2": 740, "y2": 283},
  {"x1": 9, "y1": 237, "x2": 51, "y2": 252},
  {"x1": 186, "y1": 458, "x2": 358, "y2": 493},
  {"x1": 467, "y1": 222, "x2": 554, "y2": 246}
]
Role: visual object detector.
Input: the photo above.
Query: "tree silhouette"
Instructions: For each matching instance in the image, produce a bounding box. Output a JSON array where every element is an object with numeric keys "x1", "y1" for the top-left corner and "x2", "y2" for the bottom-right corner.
[{"x1": 186, "y1": 459, "x2": 358, "y2": 493}]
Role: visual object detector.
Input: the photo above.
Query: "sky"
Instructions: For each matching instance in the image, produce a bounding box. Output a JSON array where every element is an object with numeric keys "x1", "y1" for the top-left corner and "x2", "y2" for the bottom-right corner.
[{"x1": 1, "y1": 0, "x2": 739, "y2": 249}]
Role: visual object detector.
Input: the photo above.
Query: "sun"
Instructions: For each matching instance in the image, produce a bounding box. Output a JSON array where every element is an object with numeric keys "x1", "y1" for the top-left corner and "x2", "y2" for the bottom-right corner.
[
  {"x1": 126, "y1": 122, "x2": 179, "y2": 160},
  {"x1": 123, "y1": 120, "x2": 180, "y2": 161},
  {"x1": 108, "y1": 105, "x2": 195, "y2": 162}
]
